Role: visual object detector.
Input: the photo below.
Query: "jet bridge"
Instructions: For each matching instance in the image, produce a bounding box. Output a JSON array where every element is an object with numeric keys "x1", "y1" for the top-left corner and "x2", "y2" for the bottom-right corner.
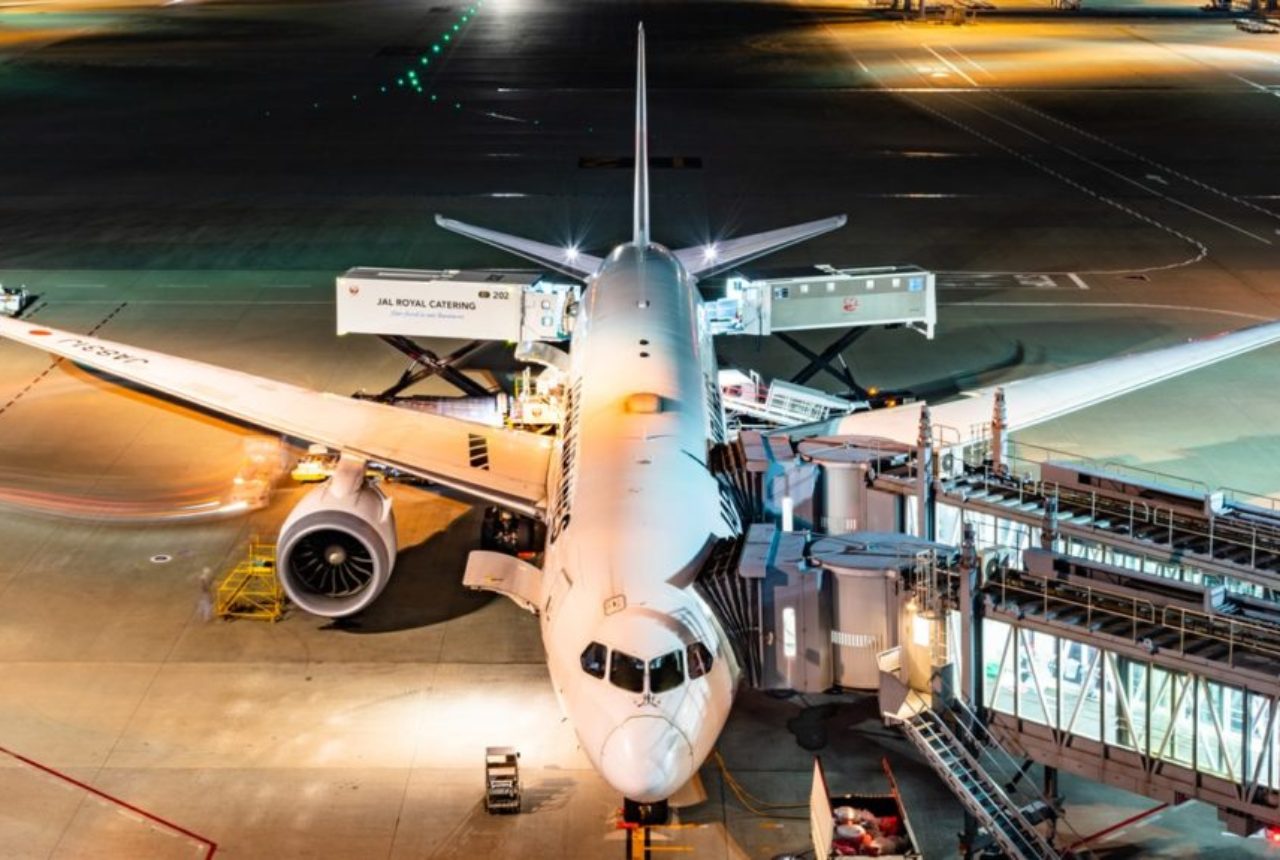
[{"x1": 712, "y1": 406, "x2": 1280, "y2": 850}]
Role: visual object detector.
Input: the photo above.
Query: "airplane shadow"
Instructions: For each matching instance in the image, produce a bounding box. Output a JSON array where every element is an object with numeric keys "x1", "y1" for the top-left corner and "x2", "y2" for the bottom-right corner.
[{"x1": 324, "y1": 501, "x2": 495, "y2": 634}]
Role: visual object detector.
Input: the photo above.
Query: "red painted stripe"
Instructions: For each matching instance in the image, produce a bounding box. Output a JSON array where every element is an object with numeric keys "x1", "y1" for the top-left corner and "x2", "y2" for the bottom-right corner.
[
  {"x1": 1068, "y1": 802, "x2": 1169, "y2": 852},
  {"x1": 0, "y1": 744, "x2": 218, "y2": 859}
]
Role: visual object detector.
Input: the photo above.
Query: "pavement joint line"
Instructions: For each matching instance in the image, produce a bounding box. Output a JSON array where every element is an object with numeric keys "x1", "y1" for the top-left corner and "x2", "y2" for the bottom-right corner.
[
  {"x1": 990, "y1": 89, "x2": 1280, "y2": 225},
  {"x1": 907, "y1": 91, "x2": 1210, "y2": 272},
  {"x1": 957, "y1": 93, "x2": 1273, "y2": 246}
]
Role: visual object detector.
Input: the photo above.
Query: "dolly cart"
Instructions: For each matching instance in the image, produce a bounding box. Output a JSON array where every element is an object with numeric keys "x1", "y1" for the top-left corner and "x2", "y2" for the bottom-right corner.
[{"x1": 484, "y1": 746, "x2": 521, "y2": 814}]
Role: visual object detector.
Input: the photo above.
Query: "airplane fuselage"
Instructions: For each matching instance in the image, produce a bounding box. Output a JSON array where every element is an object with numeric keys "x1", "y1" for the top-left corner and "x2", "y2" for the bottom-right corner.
[{"x1": 538, "y1": 242, "x2": 740, "y2": 802}]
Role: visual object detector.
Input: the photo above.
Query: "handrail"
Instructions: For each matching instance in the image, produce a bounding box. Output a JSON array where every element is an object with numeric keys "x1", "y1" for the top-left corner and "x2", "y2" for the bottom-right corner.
[{"x1": 987, "y1": 568, "x2": 1280, "y2": 664}]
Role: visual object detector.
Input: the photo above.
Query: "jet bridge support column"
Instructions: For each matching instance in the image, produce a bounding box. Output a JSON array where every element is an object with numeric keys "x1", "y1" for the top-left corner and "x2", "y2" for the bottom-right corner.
[
  {"x1": 957, "y1": 523, "x2": 982, "y2": 860},
  {"x1": 916, "y1": 406, "x2": 935, "y2": 542},
  {"x1": 989, "y1": 387, "x2": 1007, "y2": 475}
]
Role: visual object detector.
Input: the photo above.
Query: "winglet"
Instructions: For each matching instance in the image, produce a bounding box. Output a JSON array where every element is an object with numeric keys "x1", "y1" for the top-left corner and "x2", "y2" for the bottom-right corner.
[{"x1": 634, "y1": 23, "x2": 649, "y2": 247}]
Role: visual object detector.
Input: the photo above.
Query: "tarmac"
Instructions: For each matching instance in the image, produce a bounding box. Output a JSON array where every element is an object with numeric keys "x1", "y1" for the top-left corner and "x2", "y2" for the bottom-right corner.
[{"x1": 3, "y1": 0, "x2": 1280, "y2": 857}]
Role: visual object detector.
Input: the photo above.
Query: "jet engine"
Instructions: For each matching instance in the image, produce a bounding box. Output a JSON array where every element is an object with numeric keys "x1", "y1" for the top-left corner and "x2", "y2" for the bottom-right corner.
[{"x1": 277, "y1": 456, "x2": 397, "y2": 617}]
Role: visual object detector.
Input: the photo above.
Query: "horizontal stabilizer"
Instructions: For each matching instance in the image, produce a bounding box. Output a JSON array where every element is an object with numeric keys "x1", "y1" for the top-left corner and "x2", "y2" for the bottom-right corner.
[
  {"x1": 832, "y1": 319, "x2": 1280, "y2": 444},
  {"x1": 436, "y1": 215, "x2": 601, "y2": 280},
  {"x1": 674, "y1": 215, "x2": 847, "y2": 279}
]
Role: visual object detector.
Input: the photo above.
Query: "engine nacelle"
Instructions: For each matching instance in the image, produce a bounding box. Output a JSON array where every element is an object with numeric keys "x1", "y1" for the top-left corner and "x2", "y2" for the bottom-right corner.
[{"x1": 277, "y1": 457, "x2": 397, "y2": 617}]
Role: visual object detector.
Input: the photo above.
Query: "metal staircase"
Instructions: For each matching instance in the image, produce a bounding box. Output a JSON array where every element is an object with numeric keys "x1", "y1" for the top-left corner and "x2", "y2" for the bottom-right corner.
[{"x1": 892, "y1": 701, "x2": 1065, "y2": 860}]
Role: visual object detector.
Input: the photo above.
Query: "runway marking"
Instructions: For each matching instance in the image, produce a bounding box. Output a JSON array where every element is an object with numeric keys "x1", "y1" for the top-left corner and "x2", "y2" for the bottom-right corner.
[
  {"x1": 1067, "y1": 273, "x2": 1090, "y2": 291},
  {"x1": 962, "y1": 97, "x2": 1273, "y2": 245},
  {"x1": 0, "y1": 744, "x2": 218, "y2": 859},
  {"x1": 991, "y1": 91, "x2": 1280, "y2": 225},
  {"x1": 154, "y1": 283, "x2": 209, "y2": 289},
  {"x1": 266, "y1": 284, "x2": 316, "y2": 289},
  {"x1": 947, "y1": 300, "x2": 1275, "y2": 322},
  {"x1": 897, "y1": 95, "x2": 1208, "y2": 272},
  {"x1": 924, "y1": 45, "x2": 979, "y2": 88},
  {"x1": 58, "y1": 283, "x2": 106, "y2": 289},
  {"x1": 945, "y1": 45, "x2": 991, "y2": 79}
]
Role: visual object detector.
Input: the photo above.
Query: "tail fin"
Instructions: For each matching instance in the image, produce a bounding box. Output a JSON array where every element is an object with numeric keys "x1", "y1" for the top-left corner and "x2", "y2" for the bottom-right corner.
[{"x1": 633, "y1": 24, "x2": 649, "y2": 247}]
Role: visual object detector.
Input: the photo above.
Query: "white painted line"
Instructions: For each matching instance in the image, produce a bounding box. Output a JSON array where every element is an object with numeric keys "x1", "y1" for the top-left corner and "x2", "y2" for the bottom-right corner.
[
  {"x1": 1145, "y1": 174, "x2": 1168, "y2": 186},
  {"x1": 948, "y1": 300, "x2": 1274, "y2": 322},
  {"x1": 59, "y1": 283, "x2": 106, "y2": 289},
  {"x1": 154, "y1": 284, "x2": 209, "y2": 289},
  {"x1": 924, "y1": 45, "x2": 979, "y2": 88},
  {"x1": 1067, "y1": 273, "x2": 1090, "y2": 290},
  {"x1": 856, "y1": 59, "x2": 870, "y2": 74},
  {"x1": 1233, "y1": 74, "x2": 1270, "y2": 92},
  {"x1": 946, "y1": 45, "x2": 990, "y2": 78}
]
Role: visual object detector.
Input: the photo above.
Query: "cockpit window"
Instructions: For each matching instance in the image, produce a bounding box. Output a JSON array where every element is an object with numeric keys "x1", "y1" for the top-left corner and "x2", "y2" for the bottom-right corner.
[
  {"x1": 649, "y1": 650, "x2": 684, "y2": 694},
  {"x1": 581, "y1": 641, "x2": 607, "y2": 679},
  {"x1": 610, "y1": 650, "x2": 646, "y2": 693},
  {"x1": 687, "y1": 641, "x2": 714, "y2": 680}
]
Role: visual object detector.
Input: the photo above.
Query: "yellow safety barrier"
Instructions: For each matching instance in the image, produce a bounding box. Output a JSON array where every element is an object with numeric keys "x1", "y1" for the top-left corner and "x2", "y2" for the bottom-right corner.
[{"x1": 214, "y1": 539, "x2": 285, "y2": 622}]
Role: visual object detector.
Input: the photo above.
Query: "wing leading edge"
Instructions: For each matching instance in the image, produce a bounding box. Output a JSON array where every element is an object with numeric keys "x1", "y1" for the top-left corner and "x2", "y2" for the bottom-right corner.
[
  {"x1": 831, "y1": 319, "x2": 1280, "y2": 445},
  {"x1": 0, "y1": 316, "x2": 553, "y2": 516}
]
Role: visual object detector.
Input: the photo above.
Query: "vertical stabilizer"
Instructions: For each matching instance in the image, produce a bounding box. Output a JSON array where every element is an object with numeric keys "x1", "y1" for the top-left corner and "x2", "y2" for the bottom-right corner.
[{"x1": 633, "y1": 24, "x2": 649, "y2": 246}]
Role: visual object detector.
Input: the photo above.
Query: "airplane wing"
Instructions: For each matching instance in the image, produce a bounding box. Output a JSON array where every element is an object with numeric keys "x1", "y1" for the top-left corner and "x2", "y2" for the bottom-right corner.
[
  {"x1": 830, "y1": 319, "x2": 1280, "y2": 445},
  {"x1": 0, "y1": 316, "x2": 553, "y2": 517},
  {"x1": 673, "y1": 215, "x2": 847, "y2": 280}
]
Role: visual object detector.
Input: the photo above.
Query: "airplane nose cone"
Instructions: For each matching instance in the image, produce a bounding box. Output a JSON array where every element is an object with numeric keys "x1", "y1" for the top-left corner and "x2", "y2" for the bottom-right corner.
[{"x1": 600, "y1": 716, "x2": 693, "y2": 802}]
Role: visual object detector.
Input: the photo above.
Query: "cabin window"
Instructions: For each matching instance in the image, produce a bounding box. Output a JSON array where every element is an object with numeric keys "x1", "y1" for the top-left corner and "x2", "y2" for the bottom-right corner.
[
  {"x1": 610, "y1": 650, "x2": 646, "y2": 693},
  {"x1": 649, "y1": 650, "x2": 684, "y2": 693},
  {"x1": 580, "y1": 642, "x2": 607, "y2": 679},
  {"x1": 687, "y1": 642, "x2": 714, "y2": 680}
]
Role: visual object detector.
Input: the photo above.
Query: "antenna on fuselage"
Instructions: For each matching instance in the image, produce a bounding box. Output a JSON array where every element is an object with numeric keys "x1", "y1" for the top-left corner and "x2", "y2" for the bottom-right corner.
[{"x1": 633, "y1": 23, "x2": 649, "y2": 247}]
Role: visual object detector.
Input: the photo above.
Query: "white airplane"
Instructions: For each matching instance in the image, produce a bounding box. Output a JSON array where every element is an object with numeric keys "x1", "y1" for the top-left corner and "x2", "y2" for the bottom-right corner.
[{"x1": 4, "y1": 24, "x2": 1280, "y2": 823}]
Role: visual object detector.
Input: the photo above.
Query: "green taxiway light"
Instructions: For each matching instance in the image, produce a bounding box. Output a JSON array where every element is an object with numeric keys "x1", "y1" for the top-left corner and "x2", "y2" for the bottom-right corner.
[
  {"x1": 420, "y1": 56, "x2": 429, "y2": 65},
  {"x1": 397, "y1": 78, "x2": 405, "y2": 86},
  {"x1": 432, "y1": 44, "x2": 440, "y2": 53},
  {"x1": 380, "y1": 86, "x2": 387, "y2": 93},
  {"x1": 461, "y1": 15, "x2": 468, "y2": 22},
  {"x1": 454, "y1": 101, "x2": 461, "y2": 109},
  {"x1": 452, "y1": 23, "x2": 459, "y2": 31},
  {"x1": 430, "y1": 93, "x2": 438, "y2": 101},
  {"x1": 443, "y1": 33, "x2": 451, "y2": 41}
]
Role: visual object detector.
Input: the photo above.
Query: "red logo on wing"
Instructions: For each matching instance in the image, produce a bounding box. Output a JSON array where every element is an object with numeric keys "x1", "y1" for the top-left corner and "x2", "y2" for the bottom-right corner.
[
  {"x1": 348, "y1": 285, "x2": 360, "y2": 296},
  {"x1": 29, "y1": 329, "x2": 51, "y2": 336},
  {"x1": 842, "y1": 297, "x2": 860, "y2": 313}
]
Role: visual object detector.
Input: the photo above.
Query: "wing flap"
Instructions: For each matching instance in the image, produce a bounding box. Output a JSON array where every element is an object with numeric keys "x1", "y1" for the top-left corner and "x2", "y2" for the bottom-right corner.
[
  {"x1": 0, "y1": 317, "x2": 552, "y2": 515},
  {"x1": 834, "y1": 319, "x2": 1280, "y2": 445}
]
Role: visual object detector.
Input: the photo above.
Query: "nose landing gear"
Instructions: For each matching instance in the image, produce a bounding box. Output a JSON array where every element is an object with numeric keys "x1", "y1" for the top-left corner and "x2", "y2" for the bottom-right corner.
[{"x1": 622, "y1": 797, "x2": 669, "y2": 826}]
